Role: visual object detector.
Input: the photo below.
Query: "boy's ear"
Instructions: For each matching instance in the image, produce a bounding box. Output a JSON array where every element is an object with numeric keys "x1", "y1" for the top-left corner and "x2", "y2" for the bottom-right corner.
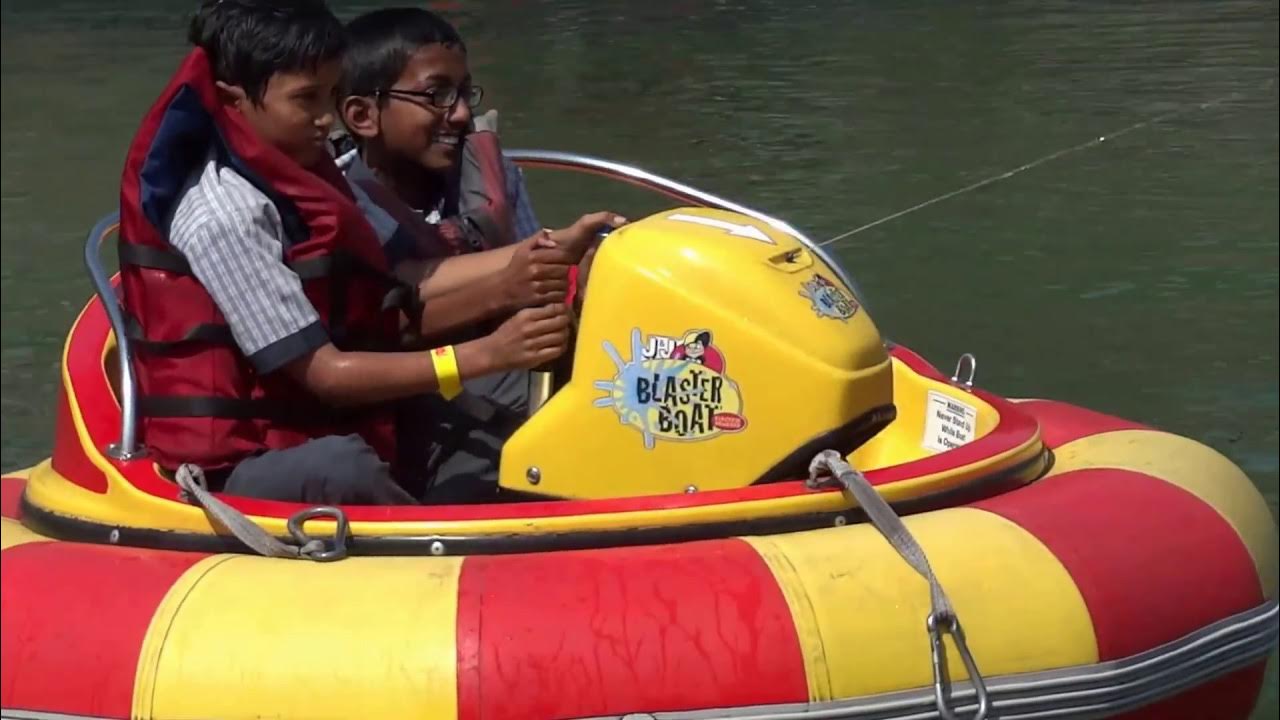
[
  {"x1": 214, "y1": 80, "x2": 249, "y2": 109},
  {"x1": 341, "y1": 96, "x2": 381, "y2": 140}
]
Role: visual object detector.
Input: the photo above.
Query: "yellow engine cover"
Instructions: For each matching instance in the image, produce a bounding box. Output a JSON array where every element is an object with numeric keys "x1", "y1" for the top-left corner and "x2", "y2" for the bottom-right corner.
[{"x1": 500, "y1": 207, "x2": 893, "y2": 499}]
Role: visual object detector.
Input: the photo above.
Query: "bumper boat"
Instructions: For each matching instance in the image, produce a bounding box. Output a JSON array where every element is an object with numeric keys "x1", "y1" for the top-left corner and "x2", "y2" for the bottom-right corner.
[{"x1": 1, "y1": 152, "x2": 1276, "y2": 720}]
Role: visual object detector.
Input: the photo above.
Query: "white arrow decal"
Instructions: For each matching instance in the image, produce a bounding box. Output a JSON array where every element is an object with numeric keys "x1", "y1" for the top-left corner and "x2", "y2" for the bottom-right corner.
[{"x1": 666, "y1": 213, "x2": 775, "y2": 244}]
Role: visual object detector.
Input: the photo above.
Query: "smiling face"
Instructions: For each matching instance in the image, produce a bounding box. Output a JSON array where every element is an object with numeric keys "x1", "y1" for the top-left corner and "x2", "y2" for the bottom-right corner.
[
  {"x1": 372, "y1": 43, "x2": 473, "y2": 175},
  {"x1": 224, "y1": 59, "x2": 341, "y2": 169}
]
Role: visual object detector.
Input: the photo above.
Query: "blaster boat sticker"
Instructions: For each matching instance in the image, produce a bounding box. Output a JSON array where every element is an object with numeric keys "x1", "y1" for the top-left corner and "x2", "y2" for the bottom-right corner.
[
  {"x1": 800, "y1": 273, "x2": 859, "y2": 321},
  {"x1": 595, "y1": 328, "x2": 746, "y2": 449}
]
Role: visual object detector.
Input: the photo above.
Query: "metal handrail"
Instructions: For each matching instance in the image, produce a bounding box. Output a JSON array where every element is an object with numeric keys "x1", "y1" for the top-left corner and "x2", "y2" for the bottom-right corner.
[
  {"x1": 504, "y1": 149, "x2": 874, "y2": 418},
  {"x1": 503, "y1": 149, "x2": 868, "y2": 305},
  {"x1": 82, "y1": 210, "x2": 144, "y2": 460}
]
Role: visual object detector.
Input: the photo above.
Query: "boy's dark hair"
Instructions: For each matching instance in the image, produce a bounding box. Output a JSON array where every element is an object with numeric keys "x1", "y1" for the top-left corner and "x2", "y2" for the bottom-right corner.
[
  {"x1": 188, "y1": 0, "x2": 346, "y2": 104},
  {"x1": 340, "y1": 8, "x2": 466, "y2": 101}
]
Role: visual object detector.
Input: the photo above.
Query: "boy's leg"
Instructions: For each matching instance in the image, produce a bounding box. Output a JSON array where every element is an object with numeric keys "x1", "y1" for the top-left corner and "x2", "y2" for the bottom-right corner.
[
  {"x1": 413, "y1": 373, "x2": 526, "y2": 504},
  {"x1": 223, "y1": 435, "x2": 417, "y2": 505},
  {"x1": 420, "y1": 420, "x2": 505, "y2": 505}
]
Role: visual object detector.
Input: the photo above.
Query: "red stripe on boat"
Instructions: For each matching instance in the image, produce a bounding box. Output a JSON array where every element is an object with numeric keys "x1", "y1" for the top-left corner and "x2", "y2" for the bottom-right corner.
[
  {"x1": 1014, "y1": 399, "x2": 1147, "y2": 449},
  {"x1": 974, "y1": 468, "x2": 1262, "y2": 660},
  {"x1": 0, "y1": 477, "x2": 25, "y2": 519},
  {"x1": 0, "y1": 542, "x2": 206, "y2": 717},
  {"x1": 455, "y1": 538, "x2": 808, "y2": 720}
]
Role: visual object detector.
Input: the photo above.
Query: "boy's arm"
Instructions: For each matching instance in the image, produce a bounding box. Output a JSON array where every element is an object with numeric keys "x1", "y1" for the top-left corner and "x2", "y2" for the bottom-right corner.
[
  {"x1": 402, "y1": 233, "x2": 570, "y2": 338},
  {"x1": 348, "y1": 158, "x2": 561, "y2": 338},
  {"x1": 285, "y1": 304, "x2": 570, "y2": 407},
  {"x1": 172, "y1": 193, "x2": 571, "y2": 406},
  {"x1": 402, "y1": 213, "x2": 623, "y2": 340},
  {"x1": 499, "y1": 153, "x2": 593, "y2": 310}
]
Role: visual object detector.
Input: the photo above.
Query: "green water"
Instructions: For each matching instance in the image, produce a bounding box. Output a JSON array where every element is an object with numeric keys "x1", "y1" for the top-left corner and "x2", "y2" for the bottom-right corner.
[{"x1": 2, "y1": 0, "x2": 1276, "y2": 715}]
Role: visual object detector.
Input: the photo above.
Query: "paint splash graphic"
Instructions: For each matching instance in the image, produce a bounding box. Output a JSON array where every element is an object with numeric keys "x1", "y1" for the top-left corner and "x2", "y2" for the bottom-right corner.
[{"x1": 595, "y1": 328, "x2": 745, "y2": 449}]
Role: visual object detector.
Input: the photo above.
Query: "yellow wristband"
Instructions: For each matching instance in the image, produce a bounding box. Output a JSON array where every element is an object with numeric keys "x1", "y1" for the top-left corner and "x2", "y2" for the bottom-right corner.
[{"x1": 430, "y1": 345, "x2": 463, "y2": 400}]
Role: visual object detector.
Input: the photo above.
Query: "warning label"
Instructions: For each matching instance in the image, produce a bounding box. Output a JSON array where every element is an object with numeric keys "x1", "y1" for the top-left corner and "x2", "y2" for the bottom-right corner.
[{"x1": 923, "y1": 390, "x2": 977, "y2": 453}]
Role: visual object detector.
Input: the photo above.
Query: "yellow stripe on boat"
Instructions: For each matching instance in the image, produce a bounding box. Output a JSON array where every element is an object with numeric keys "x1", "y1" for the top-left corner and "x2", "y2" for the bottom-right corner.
[
  {"x1": 1, "y1": 516, "x2": 50, "y2": 551},
  {"x1": 139, "y1": 555, "x2": 463, "y2": 720},
  {"x1": 132, "y1": 554, "x2": 239, "y2": 719},
  {"x1": 743, "y1": 507, "x2": 1097, "y2": 700},
  {"x1": 746, "y1": 535, "x2": 834, "y2": 702}
]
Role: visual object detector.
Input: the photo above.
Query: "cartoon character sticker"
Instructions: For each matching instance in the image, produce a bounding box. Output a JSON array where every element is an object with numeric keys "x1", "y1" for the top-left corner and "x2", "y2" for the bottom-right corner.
[
  {"x1": 671, "y1": 330, "x2": 725, "y2": 373},
  {"x1": 800, "y1": 273, "x2": 859, "y2": 322},
  {"x1": 596, "y1": 328, "x2": 746, "y2": 449}
]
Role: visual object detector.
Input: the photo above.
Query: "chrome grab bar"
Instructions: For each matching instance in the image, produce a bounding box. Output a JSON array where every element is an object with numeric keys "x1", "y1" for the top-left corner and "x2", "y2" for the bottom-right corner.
[
  {"x1": 504, "y1": 149, "x2": 868, "y2": 417},
  {"x1": 503, "y1": 149, "x2": 865, "y2": 301},
  {"x1": 82, "y1": 210, "x2": 145, "y2": 460}
]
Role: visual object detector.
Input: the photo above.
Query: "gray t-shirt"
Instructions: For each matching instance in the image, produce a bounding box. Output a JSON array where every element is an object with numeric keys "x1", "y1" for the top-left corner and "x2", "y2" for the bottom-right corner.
[{"x1": 343, "y1": 151, "x2": 540, "y2": 497}]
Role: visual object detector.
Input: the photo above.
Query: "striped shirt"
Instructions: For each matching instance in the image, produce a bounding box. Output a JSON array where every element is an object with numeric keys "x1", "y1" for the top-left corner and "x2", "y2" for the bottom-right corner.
[
  {"x1": 165, "y1": 148, "x2": 542, "y2": 376},
  {"x1": 165, "y1": 152, "x2": 326, "y2": 375}
]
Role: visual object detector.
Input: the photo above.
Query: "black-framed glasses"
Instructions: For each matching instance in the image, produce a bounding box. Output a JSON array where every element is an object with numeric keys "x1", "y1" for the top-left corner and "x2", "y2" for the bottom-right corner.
[{"x1": 377, "y1": 85, "x2": 484, "y2": 111}]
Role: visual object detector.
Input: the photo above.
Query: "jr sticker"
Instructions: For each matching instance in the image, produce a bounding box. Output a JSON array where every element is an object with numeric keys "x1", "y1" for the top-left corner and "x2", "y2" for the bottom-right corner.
[
  {"x1": 595, "y1": 328, "x2": 747, "y2": 449},
  {"x1": 800, "y1": 274, "x2": 859, "y2": 321},
  {"x1": 922, "y1": 390, "x2": 977, "y2": 452}
]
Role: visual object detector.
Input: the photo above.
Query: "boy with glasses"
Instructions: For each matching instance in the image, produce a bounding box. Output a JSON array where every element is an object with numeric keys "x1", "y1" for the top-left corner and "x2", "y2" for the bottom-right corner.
[{"x1": 337, "y1": 7, "x2": 623, "y2": 502}]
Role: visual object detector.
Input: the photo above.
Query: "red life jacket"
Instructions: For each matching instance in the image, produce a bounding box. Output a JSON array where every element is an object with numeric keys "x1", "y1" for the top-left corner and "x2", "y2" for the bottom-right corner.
[
  {"x1": 118, "y1": 48, "x2": 408, "y2": 473},
  {"x1": 452, "y1": 125, "x2": 514, "y2": 250}
]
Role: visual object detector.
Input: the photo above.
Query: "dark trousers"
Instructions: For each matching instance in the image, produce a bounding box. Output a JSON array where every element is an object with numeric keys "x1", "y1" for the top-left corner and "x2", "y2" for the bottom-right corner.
[
  {"x1": 222, "y1": 434, "x2": 418, "y2": 505},
  {"x1": 218, "y1": 384, "x2": 524, "y2": 505}
]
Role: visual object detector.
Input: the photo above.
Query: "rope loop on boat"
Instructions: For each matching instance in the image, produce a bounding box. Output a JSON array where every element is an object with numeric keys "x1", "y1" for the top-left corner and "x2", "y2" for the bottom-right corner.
[
  {"x1": 951, "y1": 352, "x2": 977, "y2": 391},
  {"x1": 175, "y1": 464, "x2": 350, "y2": 562},
  {"x1": 807, "y1": 449, "x2": 990, "y2": 720}
]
